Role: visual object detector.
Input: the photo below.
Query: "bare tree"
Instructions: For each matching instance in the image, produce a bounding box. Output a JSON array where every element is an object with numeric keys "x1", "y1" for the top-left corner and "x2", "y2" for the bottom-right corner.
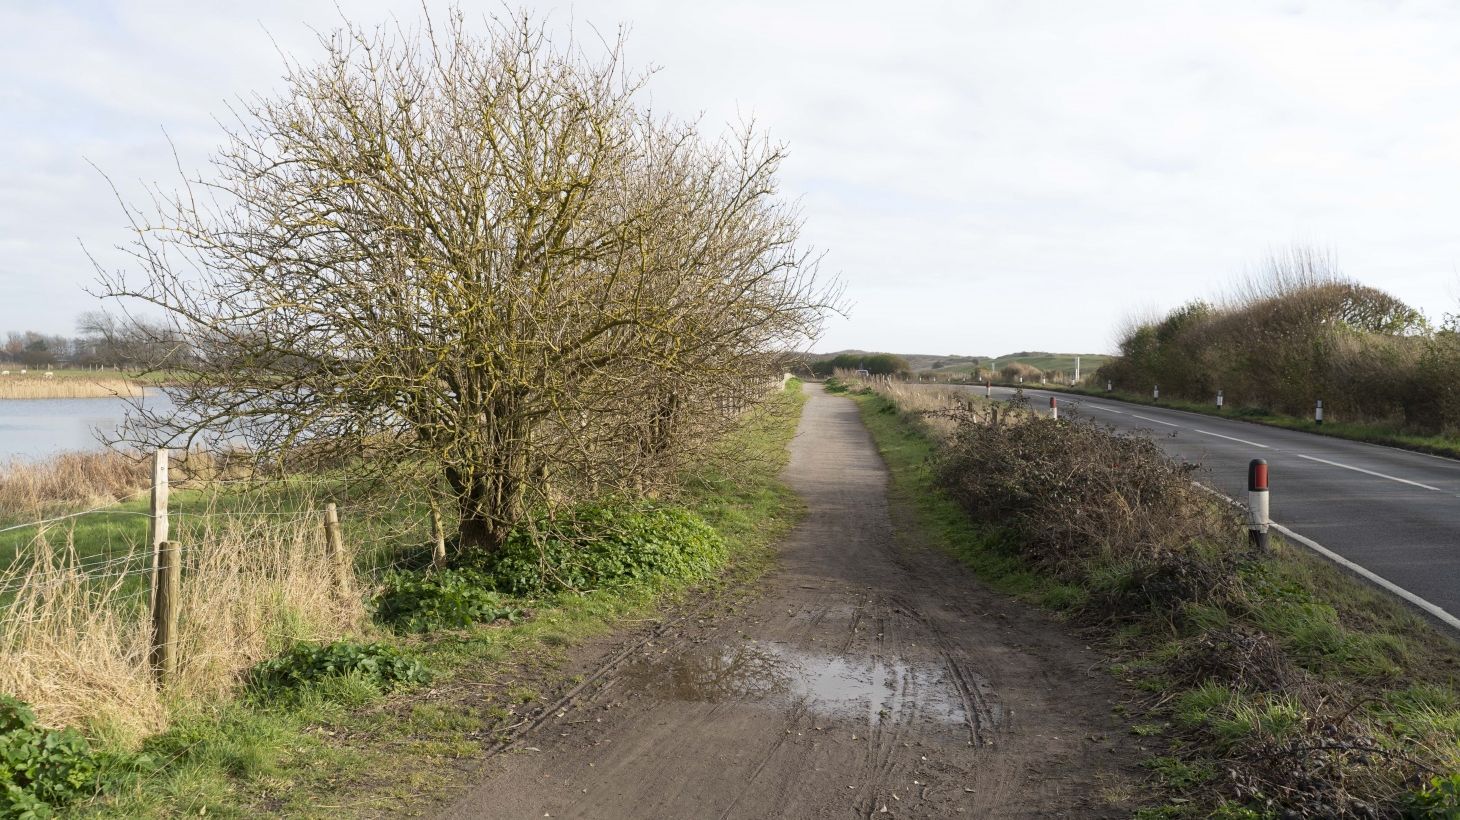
[{"x1": 94, "y1": 9, "x2": 838, "y2": 552}]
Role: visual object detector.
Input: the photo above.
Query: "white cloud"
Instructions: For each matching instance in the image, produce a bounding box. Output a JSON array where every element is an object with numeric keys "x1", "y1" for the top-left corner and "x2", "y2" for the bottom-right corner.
[{"x1": 4, "y1": 0, "x2": 1460, "y2": 354}]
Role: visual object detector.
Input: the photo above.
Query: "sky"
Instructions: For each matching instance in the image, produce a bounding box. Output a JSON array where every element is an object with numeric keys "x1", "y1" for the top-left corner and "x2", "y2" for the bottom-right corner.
[{"x1": 5, "y1": 1, "x2": 1460, "y2": 355}]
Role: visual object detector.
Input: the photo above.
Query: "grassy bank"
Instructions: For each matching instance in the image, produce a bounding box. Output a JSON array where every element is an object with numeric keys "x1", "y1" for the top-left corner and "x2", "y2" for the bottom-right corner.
[
  {"x1": 849, "y1": 383, "x2": 1460, "y2": 818},
  {"x1": 38, "y1": 380, "x2": 807, "y2": 817},
  {"x1": 1046, "y1": 384, "x2": 1460, "y2": 460}
]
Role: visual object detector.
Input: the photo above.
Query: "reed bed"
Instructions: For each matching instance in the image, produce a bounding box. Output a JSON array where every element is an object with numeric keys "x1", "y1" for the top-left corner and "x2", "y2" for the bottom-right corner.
[
  {"x1": 0, "y1": 376, "x2": 145, "y2": 400},
  {"x1": 0, "y1": 451, "x2": 153, "y2": 520},
  {"x1": 0, "y1": 494, "x2": 368, "y2": 743}
]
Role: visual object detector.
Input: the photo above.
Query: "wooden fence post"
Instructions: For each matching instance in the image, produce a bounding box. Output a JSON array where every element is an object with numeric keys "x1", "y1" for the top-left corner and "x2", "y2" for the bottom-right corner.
[
  {"x1": 150, "y1": 540, "x2": 179, "y2": 685},
  {"x1": 147, "y1": 448, "x2": 169, "y2": 611},
  {"x1": 323, "y1": 503, "x2": 351, "y2": 597}
]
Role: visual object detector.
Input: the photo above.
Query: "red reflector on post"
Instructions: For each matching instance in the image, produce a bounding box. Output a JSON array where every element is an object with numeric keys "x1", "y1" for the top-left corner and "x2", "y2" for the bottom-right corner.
[{"x1": 1248, "y1": 459, "x2": 1268, "y2": 492}]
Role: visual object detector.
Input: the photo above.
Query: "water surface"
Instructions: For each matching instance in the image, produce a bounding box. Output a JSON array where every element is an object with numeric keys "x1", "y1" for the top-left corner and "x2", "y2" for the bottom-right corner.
[{"x1": 0, "y1": 393, "x2": 172, "y2": 462}]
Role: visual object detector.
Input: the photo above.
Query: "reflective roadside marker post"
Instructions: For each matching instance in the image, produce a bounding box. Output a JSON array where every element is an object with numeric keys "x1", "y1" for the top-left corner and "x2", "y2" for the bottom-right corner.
[
  {"x1": 1153, "y1": 385, "x2": 1160, "y2": 400},
  {"x1": 986, "y1": 381, "x2": 992, "y2": 398},
  {"x1": 1049, "y1": 396, "x2": 1058, "y2": 420},
  {"x1": 1315, "y1": 399, "x2": 1324, "y2": 425},
  {"x1": 1248, "y1": 459, "x2": 1270, "y2": 552},
  {"x1": 1106, "y1": 380, "x2": 1112, "y2": 392},
  {"x1": 1217, "y1": 390, "x2": 1224, "y2": 409}
]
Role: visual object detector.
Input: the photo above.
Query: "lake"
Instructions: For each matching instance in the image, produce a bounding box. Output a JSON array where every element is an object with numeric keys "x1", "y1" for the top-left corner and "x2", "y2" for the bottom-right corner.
[{"x1": 0, "y1": 393, "x2": 174, "y2": 462}]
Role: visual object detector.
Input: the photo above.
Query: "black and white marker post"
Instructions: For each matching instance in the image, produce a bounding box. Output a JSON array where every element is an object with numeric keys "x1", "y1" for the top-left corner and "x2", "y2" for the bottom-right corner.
[
  {"x1": 1315, "y1": 399, "x2": 1324, "y2": 425},
  {"x1": 1153, "y1": 384, "x2": 1160, "y2": 400},
  {"x1": 1247, "y1": 458, "x2": 1270, "y2": 552},
  {"x1": 1049, "y1": 396, "x2": 1058, "y2": 420},
  {"x1": 1217, "y1": 390, "x2": 1224, "y2": 409}
]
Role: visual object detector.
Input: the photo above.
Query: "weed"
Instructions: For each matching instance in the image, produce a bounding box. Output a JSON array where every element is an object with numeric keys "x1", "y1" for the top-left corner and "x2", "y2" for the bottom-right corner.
[
  {"x1": 0, "y1": 696, "x2": 139, "y2": 818},
  {"x1": 246, "y1": 641, "x2": 430, "y2": 697},
  {"x1": 374, "y1": 568, "x2": 523, "y2": 633}
]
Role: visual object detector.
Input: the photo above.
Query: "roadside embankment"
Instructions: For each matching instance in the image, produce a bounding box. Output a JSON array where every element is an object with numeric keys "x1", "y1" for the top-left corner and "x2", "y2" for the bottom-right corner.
[{"x1": 848, "y1": 378, "x2": 1460, "y2": 818}]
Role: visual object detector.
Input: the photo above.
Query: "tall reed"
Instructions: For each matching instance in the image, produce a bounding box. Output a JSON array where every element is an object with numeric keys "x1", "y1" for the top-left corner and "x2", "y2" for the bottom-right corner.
[{"x1": 0, "y1": 377, "x2": 145, "y2": 400}]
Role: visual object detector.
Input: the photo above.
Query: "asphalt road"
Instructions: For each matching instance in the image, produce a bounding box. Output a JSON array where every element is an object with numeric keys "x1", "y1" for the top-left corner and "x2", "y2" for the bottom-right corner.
[{"x1": 946, "y1": 385, "x2": 1460, "y2": 623}]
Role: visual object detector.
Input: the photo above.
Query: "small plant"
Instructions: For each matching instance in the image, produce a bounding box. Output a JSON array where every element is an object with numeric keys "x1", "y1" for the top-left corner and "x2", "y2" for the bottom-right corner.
[
  {"x1": 0, "y1": 695, "x2": 134, "y2": 818},
  {"x1": 374, "y1": 569, "x2": 523, "y2": 633},
  {"x1": 246, "y1": 640, "x2": 430, "y2": 696},
  {"x1": 478, "y1": 501, "x2": 726, "y2": 596},
  {"x1": 1404, "y1": 773, "x2": 1460, "y2": 818}
]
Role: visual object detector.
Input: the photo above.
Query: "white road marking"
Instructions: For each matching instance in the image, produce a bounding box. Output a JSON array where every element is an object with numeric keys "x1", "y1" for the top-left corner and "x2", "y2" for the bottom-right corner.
[
  {"x1": 1270, "y1": 523, "x2": 1460, "y2": 634},
  {"x1": 1295, "y1": 453, "x2": 1444, "y2": 492},
  {"x1": 1192, "y1": 429, "x2": 1270, "y2": 449},
  {"x1": 1190, "y1": 481, "x2": 1460, "y2": 635},
  {"x1": 1130, "y1": 413, "x2": 1179, "y2": 427}
]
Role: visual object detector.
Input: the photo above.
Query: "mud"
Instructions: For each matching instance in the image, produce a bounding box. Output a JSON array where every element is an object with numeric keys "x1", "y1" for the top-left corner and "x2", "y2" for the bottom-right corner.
[{"x1": 442, "y1": 385, "x2": 1147, "y2": 819}]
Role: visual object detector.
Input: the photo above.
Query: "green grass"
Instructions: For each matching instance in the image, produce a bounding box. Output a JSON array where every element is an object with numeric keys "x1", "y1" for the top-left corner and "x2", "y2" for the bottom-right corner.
[
  {"x1": 1044, "y1": 385, "x2": 1460, "y2": 459},
  {"x1": 73, "y1": 381, "x2": 808, "y2": 817},
  {"x1": 847, "y1": 388, "x2": 1460, "y2": 817}
]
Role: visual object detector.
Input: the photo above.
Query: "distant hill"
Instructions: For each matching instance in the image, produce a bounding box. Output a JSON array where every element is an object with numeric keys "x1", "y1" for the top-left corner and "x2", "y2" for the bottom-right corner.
[{"x1": 807, "y1": 350, "x2": 1111, "y2": 378}]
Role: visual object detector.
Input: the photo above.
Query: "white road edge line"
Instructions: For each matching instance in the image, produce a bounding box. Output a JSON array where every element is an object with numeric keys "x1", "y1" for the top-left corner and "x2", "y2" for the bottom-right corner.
[
  {"x1": 1190, "y1": 482, "x2": 1460, "y2": 635},
  {"x1": 1192, "y1": 429, "x2": 1270, "y2": 449},
  {"x1": 1129, "y1": 413, "x2": 1179, "y2": 427},
  {"x1": 1269, "y1": 522, "x2": 1460, "y2": 634},
  {"x1": 1295, "y1": 453, "x2": 1444, "y2": 492}
]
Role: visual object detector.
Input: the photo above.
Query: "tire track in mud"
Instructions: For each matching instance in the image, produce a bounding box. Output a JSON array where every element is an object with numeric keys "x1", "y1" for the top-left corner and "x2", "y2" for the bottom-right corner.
[{"x1": 443, "y1": 385, "x2": 1146, "y2": 819}]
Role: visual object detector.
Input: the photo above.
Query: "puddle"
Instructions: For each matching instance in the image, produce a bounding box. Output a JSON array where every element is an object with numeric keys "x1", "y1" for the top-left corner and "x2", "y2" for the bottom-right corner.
[{"x1": 621, "y1": 641, "x2": 972, "y2": 727}]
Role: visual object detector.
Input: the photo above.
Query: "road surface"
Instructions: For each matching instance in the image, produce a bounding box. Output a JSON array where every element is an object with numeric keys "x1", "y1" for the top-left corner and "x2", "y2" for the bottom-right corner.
[
  {"x1": 964, "y1": 385, "x2": 1460, "y2": 622},
  {"x1": 443, "y1": 384, "x2": 1144, "y2": 818}
]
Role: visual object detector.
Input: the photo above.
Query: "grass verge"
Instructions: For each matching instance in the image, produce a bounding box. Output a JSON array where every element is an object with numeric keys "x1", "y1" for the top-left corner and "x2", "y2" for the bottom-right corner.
[
  {"x1": 63, "y1": 381, "x2": 806, "y2": 817},
  {"x1": 848, "y1": 385, "x2": 1460, "y2": 818}
]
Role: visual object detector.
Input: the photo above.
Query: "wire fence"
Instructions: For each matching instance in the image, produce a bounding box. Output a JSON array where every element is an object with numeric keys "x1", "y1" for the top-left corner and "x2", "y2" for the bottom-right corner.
[{"x1": 0, "y1": 455, "x2": 427, "y2": 614}]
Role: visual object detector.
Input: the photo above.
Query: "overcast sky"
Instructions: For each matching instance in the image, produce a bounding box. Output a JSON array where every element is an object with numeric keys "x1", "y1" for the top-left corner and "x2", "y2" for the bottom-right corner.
[{"x1": 5, "y1": 0, "x2": 1460, "y2": 355}]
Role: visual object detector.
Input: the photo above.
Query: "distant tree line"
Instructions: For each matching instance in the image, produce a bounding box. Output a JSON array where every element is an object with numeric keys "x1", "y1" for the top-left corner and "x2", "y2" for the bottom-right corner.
[
  {"x1": 808, "y1": 352, "x2": 910, "y2": 377},
  {"x1": 0, "y1": 312, "x2": 191, "y2": 369},
  {"x1": 1096, "y1": 248, "x2": 1460, "y2": 433}
]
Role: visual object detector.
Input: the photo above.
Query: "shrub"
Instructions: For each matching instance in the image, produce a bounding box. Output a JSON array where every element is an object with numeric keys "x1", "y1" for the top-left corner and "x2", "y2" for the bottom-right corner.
[
  {"x1": 477, "y1": 501, "x2": 726, "y2": 596},
  {"x1": 932, "y1": 405, "x2": 1235, "y2": 574},
  {"x1": 0, "y1": 696, "x2": 133, "y2": 818},
  {"x1": 374, "y1": 569, "x2": 523, "y2": 633},
  {"x1": 246, "y1": 641, "x2": 430, "y2": 695}
]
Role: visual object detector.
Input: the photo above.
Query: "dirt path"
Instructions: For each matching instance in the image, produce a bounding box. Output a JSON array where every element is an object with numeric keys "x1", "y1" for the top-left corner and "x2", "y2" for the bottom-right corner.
[{"x1": 443, "y1": 385, "x2": 1145, "y2": 818}]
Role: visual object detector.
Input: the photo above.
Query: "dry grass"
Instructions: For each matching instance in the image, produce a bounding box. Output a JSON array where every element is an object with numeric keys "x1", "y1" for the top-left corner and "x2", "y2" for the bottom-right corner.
[
  {"x1": 0, "y1": 494, "x2": 368, "y2": 743},
  {"x1": 861, "y1": 379, "x2": 990, "y2": 442},
  {"x1": 0, "y1": 451, "x2": 153, "y2": 520},
  {"x1": 0, "y1": 376, "x2": 145, "y2": 400},
  {"x1": 0, "y1": 449, "x2": 251, "y2": 521}
]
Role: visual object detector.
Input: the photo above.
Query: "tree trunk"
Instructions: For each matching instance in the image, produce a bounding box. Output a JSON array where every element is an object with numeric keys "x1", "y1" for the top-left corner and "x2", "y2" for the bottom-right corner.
[{"x1": 457, "y1": 514, "x2": 499, "y2": 552}]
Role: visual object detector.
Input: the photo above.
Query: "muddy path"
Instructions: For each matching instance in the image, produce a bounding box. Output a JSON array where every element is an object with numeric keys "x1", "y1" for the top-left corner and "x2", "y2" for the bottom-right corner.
[{"x1": 443, "y1": 385, "x2": 1146, "y2": 818}]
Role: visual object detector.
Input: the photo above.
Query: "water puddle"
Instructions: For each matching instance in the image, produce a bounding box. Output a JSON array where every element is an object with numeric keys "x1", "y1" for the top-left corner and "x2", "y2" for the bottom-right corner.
[{"x1": 621, "y1": 641, "x2": 971, "y2": 727}]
